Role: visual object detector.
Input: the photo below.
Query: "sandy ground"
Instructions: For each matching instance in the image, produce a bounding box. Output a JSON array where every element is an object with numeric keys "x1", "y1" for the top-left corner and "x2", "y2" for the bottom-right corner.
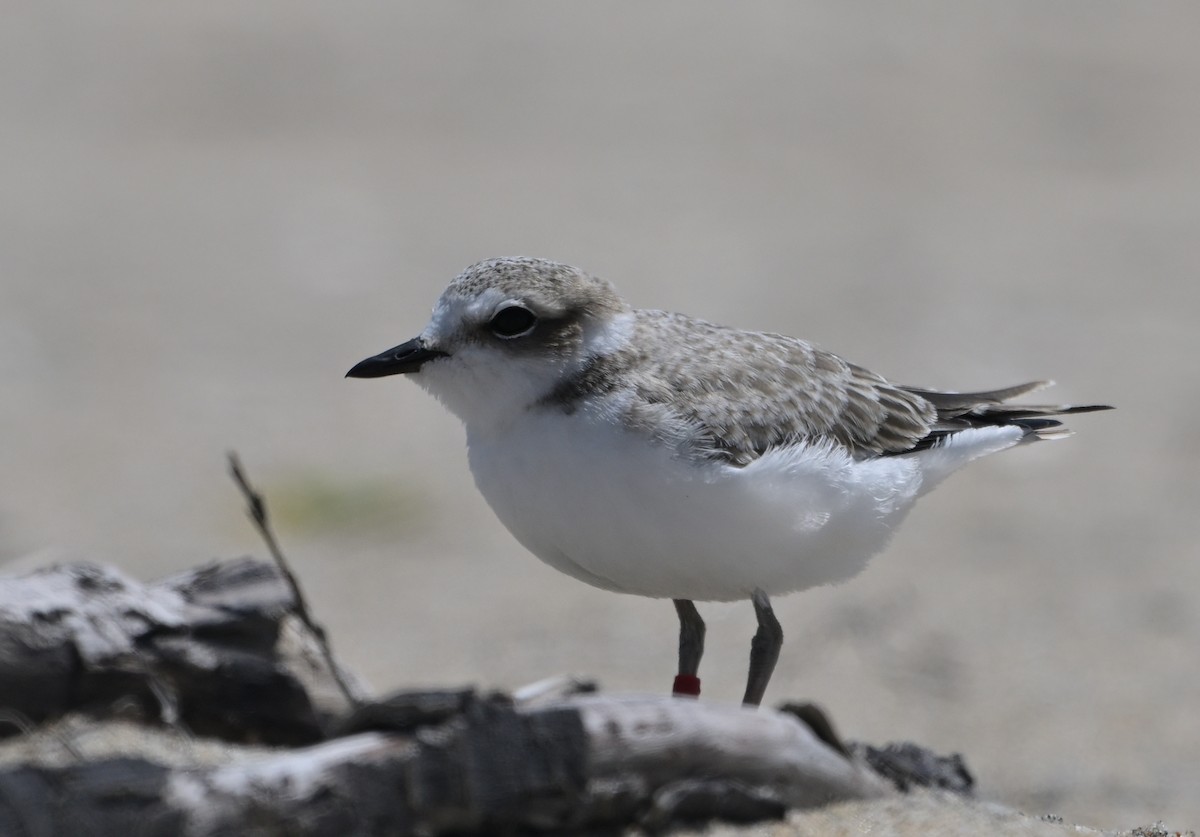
[{"x1": 1, "y1": 3, "x2": 1197, "y2": 832}]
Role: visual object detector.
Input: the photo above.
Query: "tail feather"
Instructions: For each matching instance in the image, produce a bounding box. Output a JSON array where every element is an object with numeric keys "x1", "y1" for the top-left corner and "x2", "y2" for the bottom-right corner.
[
  {"x1": 904, "y1": 380, "x2": 1053, "y2": 413},
  {"x1": 896, "y1": 381, "x2": 1111, "y2": 454}
]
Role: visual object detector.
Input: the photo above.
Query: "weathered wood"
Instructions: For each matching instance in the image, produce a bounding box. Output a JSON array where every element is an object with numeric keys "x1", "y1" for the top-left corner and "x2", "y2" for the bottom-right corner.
[
  {"x1": 575, "y1": 694, "x2": 890, "y2": 808},
  {"x1": 0, "y1": 559, "x2": 955, "y2": 835},
  {"x1": 0, "y1": 559, "x2": 360, "y2": 745},
  {"x1": 0, "y1": 693, "x2": 890, "y2": 836}
]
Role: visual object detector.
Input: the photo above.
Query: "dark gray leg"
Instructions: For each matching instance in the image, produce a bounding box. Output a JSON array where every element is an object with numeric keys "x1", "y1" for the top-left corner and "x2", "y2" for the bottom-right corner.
[
  {"x1": 672, "y1": 599, "x2": 705, "y2": 696},
  {"x1": 742, "y1": 588, "x2": 783, "y2": 707}
]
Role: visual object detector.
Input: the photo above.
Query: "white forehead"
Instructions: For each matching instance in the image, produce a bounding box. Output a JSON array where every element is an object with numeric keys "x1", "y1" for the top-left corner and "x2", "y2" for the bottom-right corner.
[{"x1": 426, "y1": 286, "x2": 512, "y2": 338}]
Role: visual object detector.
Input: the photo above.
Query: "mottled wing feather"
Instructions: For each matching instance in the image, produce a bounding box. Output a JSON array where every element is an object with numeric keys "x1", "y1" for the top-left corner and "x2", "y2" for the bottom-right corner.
[
  {"x1": 622, "y1": 311, "x2": 936, "y2": 463},
  {"x1": 602, "y1": 310, "x2": 1111, "y2": 465}
]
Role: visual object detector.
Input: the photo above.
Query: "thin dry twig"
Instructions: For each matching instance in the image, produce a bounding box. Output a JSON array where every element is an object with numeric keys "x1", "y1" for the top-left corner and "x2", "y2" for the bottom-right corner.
[{"x1": 227, "y1": 451, "x2": 359, "y2": 712}]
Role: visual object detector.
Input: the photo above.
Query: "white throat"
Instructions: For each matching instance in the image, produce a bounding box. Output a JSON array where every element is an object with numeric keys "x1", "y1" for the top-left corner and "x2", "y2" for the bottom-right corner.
[{"x1": 415, "y1": 311, "x2": 636, "y2": 437}]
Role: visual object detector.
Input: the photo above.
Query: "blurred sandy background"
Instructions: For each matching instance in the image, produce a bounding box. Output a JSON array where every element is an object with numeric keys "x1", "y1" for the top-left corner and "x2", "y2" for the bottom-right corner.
[{"x1": 1, "y1": 2, "x2": 1197, "y2": 830}]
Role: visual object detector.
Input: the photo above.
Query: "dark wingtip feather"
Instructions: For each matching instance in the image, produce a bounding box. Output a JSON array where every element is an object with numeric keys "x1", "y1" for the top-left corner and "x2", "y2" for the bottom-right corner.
[
  {"x1": 1058, "y1": 404, "x2": 1114, "y2": 414},
  {"x1": 892, "y1": 382, "x2": 1110, "y2": 455}
]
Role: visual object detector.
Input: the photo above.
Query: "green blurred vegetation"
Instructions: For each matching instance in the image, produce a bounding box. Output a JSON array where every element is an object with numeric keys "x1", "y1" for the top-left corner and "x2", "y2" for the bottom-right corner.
[{"x1": 264, "y1": 472, "x2": 427, "y2": 537}]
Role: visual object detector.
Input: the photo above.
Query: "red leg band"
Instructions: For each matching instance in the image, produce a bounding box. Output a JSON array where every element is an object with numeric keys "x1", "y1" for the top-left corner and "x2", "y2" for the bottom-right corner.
[{"x1": 672, "y1": 674, "x2": 701, "y2": 697}]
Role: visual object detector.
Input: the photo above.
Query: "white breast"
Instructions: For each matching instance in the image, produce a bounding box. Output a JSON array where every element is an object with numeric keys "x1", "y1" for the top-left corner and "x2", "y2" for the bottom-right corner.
[{"x1": 464, "y1": 406, "x2": 966, "y2": 603}]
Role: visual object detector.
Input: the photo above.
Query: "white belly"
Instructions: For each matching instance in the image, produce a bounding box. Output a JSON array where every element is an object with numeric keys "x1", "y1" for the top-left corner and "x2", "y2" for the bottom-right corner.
[{"x1": 466, "y1": 409, "x2": 939, "y2": 602}]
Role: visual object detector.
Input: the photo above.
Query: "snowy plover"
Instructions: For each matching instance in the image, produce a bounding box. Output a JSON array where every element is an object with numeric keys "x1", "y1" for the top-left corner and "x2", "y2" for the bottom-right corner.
[{"x1": 348, "y1": 257, "x2": 1108, "y2": 705}]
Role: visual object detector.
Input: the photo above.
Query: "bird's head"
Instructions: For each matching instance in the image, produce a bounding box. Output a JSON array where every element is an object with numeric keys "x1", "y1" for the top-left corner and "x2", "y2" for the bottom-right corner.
[{"x1": 347, "y1": 257, "x2": 633, "y2": 428}]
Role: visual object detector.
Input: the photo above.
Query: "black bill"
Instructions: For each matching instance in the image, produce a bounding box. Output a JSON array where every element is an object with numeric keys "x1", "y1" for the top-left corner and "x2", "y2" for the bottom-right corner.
[{"x1": 346, "y1": 338, "x2": 448, "y2": 378}]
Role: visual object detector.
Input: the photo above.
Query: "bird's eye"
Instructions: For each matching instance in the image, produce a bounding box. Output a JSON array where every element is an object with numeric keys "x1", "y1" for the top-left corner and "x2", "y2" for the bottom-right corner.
[{"x1": 488, "y1": 305, "x2": 538, "y2": 338}]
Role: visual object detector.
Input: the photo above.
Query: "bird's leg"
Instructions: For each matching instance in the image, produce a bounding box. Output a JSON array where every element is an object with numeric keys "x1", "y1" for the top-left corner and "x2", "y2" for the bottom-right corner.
[
  {"x1": 742, "y1": 588, "x2": 783, "y2": 706},
  {"x1": 672, "y1": 599, "x2": 705, "y2": 697}
]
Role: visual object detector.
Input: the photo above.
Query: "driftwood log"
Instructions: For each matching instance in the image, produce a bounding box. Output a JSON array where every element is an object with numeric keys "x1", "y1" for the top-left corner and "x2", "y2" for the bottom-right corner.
[
  {"x1": 0, "y1": 559, "x2": 971, "y2": 836},
  {"x1": 0, "y1": 558, "x2": 358, "y2": 745}
]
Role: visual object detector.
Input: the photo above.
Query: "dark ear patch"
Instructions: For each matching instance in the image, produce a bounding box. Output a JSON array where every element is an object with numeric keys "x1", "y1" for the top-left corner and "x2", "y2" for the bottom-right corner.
[{"x1": 483, "y1": 307, "x2": 585, "y2": 356}]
